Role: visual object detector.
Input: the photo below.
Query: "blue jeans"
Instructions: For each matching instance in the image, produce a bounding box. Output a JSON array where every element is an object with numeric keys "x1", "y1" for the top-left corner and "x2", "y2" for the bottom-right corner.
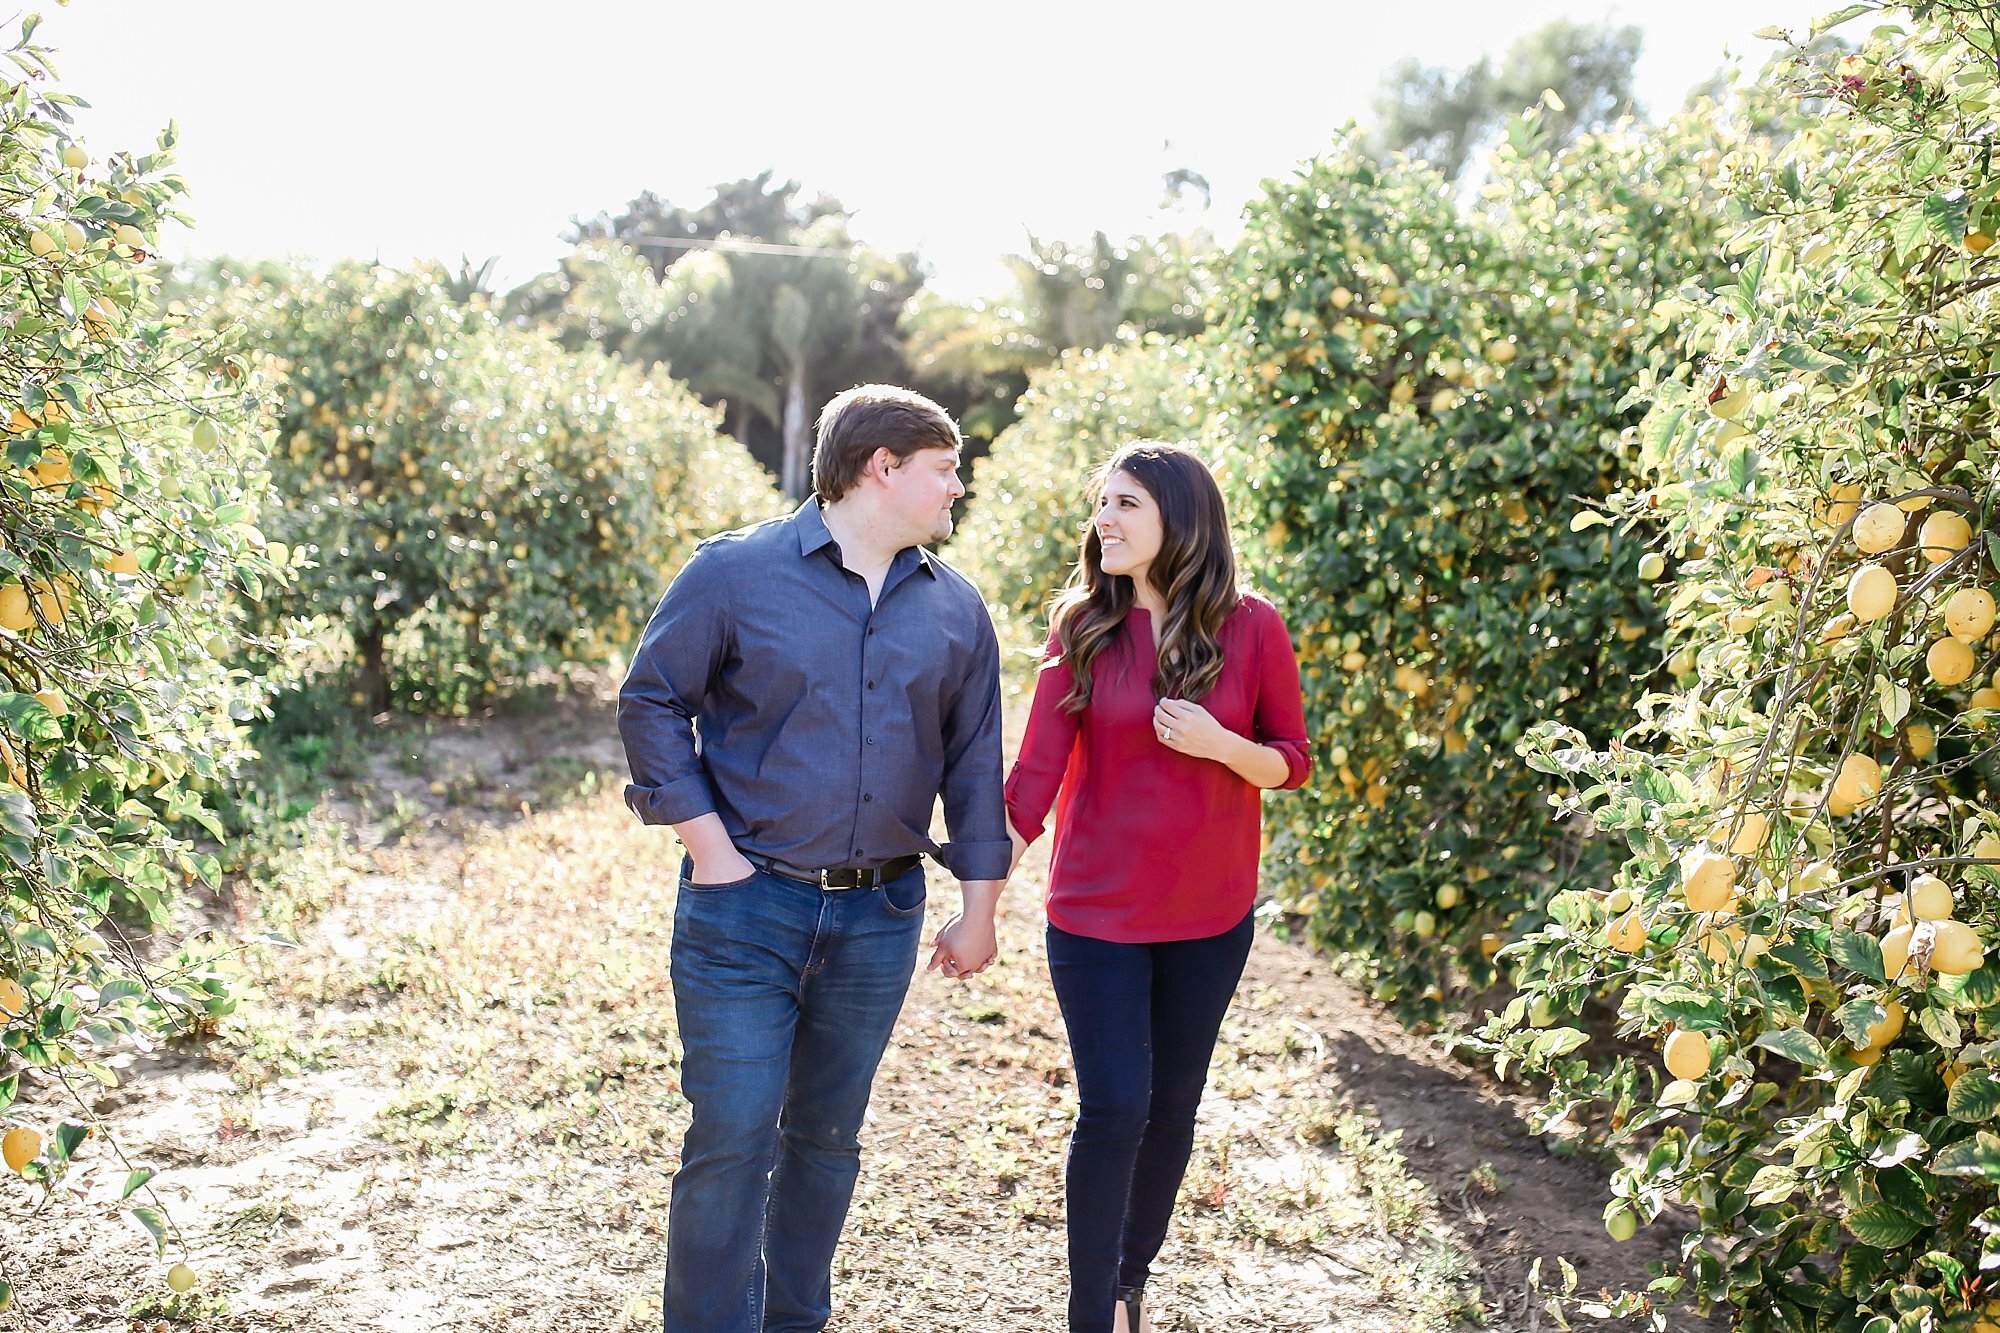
[
  {"x1": 1046, "y1": 909, "x2": 1256, "y2": 1333},
  {"x1": 663, "y1": 861, "x2": 927, "y2": 1333}
]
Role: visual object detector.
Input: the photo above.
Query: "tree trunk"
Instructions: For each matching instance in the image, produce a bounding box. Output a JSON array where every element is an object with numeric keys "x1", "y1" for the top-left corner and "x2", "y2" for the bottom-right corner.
[
  {"x1": 356, "y1": 624, "x2": 390, "y2": 716},
  {"x1": 780, "y1": 363, "x2": 811, "y2": 502}
]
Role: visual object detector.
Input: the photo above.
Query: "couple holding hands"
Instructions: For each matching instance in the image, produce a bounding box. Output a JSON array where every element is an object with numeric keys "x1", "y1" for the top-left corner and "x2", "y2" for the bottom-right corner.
[{"x1": 619, "y1": 384, "x2": 1309, "y2": 1333}]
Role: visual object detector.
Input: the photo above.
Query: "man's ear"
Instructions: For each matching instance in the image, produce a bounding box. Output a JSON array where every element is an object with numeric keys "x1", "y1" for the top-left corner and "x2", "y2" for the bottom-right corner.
[{"x1": 864, "y1": 446, "x2": 899, "y2": 485}]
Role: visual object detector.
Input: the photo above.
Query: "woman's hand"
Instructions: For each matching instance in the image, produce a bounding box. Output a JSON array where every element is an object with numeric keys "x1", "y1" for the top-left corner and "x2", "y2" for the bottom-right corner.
[{"x1": 1153, "y1": 698, "x2": 1238, "y2": 763}]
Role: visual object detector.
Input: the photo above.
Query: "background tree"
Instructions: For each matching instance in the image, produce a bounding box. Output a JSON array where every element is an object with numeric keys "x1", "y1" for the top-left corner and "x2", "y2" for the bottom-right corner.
[
  {"x1": 520, "y1": 175, "x2": 921, "y2": 498},
  {"x1": 1372, "y1": 18, "x2": 1642, "y2": 179}
]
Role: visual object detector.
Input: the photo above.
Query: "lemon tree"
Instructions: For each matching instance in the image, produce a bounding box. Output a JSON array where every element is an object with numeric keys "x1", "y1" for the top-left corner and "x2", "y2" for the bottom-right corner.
[
  {"x1": 1214, "y1": 110, "x2": 1733, "y2": 1016},
  {"x1": 0, "y1": 20, "x2": 286, "y2": 1303},
  {"x1": 951, "y1": 334, "x2": 1216, "y2": 645},
  {"x1": 1483, "y1": 5, "x2": 2000, "y2": 1325},
  {"x1": 216, "y1": 262, "x2": 780, "y2": 712}
]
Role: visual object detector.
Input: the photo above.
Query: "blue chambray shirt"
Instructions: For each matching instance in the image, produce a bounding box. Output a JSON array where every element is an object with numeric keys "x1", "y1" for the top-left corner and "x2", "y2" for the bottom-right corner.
[{"x1": 617, "y1": 499, "x2": 1011, "y2": 882}]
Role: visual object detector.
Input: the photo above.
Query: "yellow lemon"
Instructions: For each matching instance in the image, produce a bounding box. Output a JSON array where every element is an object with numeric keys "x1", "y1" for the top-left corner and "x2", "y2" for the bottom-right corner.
[
  {"x1": 0, "y1": 977, "x2": 24, "y2": 1017},
  {"x1": 1864, "y1": 1000, "x2": 1905, "y2": 1049},
  {"x1": 1725, "y1": 812, "x2": 1770, "y2": 856},
  {"x1": 1817, "y1": 482, "x2": 1863, "y2": 530},
  {"x1": 1663, "y1": 1030, "x2": 1712, "y2": 1080},
  {"x1": 1909, "y1": 874, "x2": 1955, "y2": 921},
  {"x1": 1606, "y1": 1208, "x2": 1638, "y2": 1241},
  {"x1": 1907, "y1": 723, "x2": 1936, "y2": 759},
  {"x1": 1919, "y1": 511, "x2": 1973, "y2": 564},
  {"x1": 29, "y1": 582, "x2": 66, "y2": 626},
  {"x1": 1932, "y1": 920, "x2": 1984, "y2": 974},
  {"x1": 1832, "y1": 754, "x2": 1883, "y2": 806},
  {"x1": 1680, "y1": 850, "x2": 1738, "y2": 913},
  {"x1": 0, "y1": 585, "x2": 28, "y2": 632},
  {"x1": 1929, "y1": 637, "x2": 1976, "y2": 687},
  {"x1": 1882, "y1": 923, "x2": 1916, "y2": 981},
  {"x1": 1608, "y1": 910, "x2": 1648, "y2": 953},
  {"x1": 166, "y1": 1263, "x2": 196, "y2": 1293},
  {"x1": 1, "y1": 1126, "x2": 38, "y2": 1173},
  {"x1": 1846, "y1": 565, "x2": 1897, "y2": 623},
  {"x1": 1946, "y1": 588, "x2": 1997, "y2": 641},
  {"x1": 1853, "y1": 502, "x2": 1907, "y2": 554}
]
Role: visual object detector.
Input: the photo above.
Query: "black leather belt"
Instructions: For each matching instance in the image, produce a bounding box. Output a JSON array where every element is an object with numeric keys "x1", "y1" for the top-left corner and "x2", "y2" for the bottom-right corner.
[{"x1": 742, "y1": 851, "x2": 922, "y2": 889}]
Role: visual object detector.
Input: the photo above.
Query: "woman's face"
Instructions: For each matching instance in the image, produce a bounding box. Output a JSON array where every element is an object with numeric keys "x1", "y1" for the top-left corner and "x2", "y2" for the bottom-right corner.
[{"x1": 1095, "y1": 469, "x2": 1164, "y2": 587}]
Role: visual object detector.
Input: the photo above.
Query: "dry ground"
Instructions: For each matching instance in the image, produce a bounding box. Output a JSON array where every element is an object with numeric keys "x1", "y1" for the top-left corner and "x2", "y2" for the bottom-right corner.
[{"x1": 0, "y1": 685, "x2": 1712, "y2": 1332}]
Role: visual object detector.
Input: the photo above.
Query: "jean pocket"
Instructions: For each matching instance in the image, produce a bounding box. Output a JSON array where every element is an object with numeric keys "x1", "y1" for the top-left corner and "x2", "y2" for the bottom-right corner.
[
  {"x1": 679, "y1": 867, "x2": 761, "y2": 893},
  {"x1": 879, "y1": 870, "x2": 928, "y2": 917}
]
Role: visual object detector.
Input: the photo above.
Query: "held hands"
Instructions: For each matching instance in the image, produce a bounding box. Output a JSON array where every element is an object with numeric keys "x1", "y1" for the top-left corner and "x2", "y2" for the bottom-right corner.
[
  {"x1": 926, "y1": 908, "x2": 997, "y2": 981},
  {"x1": 1153, "y1": 698, "x2": 1237, "y2": 763}
]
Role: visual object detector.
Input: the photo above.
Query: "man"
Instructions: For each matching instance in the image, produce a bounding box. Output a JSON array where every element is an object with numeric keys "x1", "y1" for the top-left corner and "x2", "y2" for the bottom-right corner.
[{"x1": 618, "y1": 383, "x2": 1008, "y2": 1333}]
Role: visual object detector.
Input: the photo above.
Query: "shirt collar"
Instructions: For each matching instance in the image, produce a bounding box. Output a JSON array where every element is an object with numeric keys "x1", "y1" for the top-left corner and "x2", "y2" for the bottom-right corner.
[{"x1": 793, "y1": 498, "x2": 936, "y2": 577}]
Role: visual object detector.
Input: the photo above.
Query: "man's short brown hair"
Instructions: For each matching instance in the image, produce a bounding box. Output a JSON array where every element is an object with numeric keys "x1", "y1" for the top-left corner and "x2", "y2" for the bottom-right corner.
[{"x1": 812, "y1": 384, "x2": 961, "y2": 504}]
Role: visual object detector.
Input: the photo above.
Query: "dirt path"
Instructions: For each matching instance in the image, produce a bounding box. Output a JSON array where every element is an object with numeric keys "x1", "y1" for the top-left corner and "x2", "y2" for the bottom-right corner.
[{"x1": 0, "y1": 693, "x2": 1706, "y2": 1332}]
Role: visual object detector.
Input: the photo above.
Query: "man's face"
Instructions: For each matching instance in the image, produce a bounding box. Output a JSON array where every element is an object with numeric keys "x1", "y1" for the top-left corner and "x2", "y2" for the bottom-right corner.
[{"x1": 882, "y1": 445, "x2": 965, "y2": 545}]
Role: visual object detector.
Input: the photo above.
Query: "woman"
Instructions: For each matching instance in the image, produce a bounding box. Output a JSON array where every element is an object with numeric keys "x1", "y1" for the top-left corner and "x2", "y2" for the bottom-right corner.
[{"x1": 1004, "y1": 441, "x2": 1310, "y2": 1333}]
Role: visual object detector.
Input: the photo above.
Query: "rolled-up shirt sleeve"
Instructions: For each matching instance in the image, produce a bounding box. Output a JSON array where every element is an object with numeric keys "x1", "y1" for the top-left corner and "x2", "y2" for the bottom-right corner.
[
  {"x1": 936, "y1": 610, "x2": 1011, "y2": 881},
  {"x1": 618, "y1": 544, "x2": 729, "y2": 826},
  {"x1": 1255, "y1": 605, "x2": 1312, "y2": 791},
  {"x1": 1003, "y1": 631, "x2": 1082, "y2": 845}
]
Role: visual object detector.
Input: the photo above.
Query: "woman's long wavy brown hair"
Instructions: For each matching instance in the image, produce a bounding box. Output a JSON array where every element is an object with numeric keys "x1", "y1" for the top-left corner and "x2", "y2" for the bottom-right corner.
[{"x1": 1047, "y1": 441, "x2": 1240, "y2": 714}]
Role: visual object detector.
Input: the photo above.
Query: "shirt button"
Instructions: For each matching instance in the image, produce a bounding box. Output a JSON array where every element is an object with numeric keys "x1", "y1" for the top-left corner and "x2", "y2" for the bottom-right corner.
[
  {"x1": 865, "y1": 737, "x2": 875, "y2": 746},
  {"x1": 867, "y1": 627, "x2": 877, "y2": 636},
  {"x1": 867, "y1": 680, "x2": 876, "y2": 689},
  {"x1": 863, "y1": 793, "x2": 873, "y2": 802},
  {"x1": 854, "y1": 849, "x2": 864, "y2": 858}
]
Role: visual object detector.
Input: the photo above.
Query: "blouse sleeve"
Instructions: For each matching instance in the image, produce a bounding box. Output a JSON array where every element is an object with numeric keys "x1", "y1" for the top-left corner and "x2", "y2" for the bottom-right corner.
[
  {"x1": 1003, "y1": 629, "x2": 1083, "y2": 844},
  {"x1": 1253, "y1": 603, "x2": 1312, "y2": 791}
]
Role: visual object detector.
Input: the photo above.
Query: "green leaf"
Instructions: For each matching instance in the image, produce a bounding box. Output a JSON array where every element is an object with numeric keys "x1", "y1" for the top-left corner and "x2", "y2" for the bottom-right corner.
[
  {"x1": 1869, "y1": 1133, "x2": 1928, "y2": 1171},
  {"x1": 1749, "y1": 1163, "x2": 1800, "y2": 1204},
  {"x1": 1949, "y1": 1070, "x2": 2000, "y2": 1122},
  {"x1": 1921, "y1": 192, "x2": 1969, "y2": 245},
  {"x1": 1755, "y1": 1027, "x2": 1828, "y2": 1067},
  {"x1": 50, "y1": 1120, "x2": 87, "y2": 1161},
  {"x1": 1932, "y1": 1131, "x2": 2000, "y2": 1181},
  {"x1": 129, "y1": 1204, "x2": 167, "y2": 1253},
  {"x1": 120, "y1": 1167, "x2": 153, "y2": 1200},
  {"x1": 1918, "y1": 1005, "x2": 1962, "y2": 1052},
  {"x1": 1876, "y1": 1164, "x2": 1933, "y2": 1220},
  {"x1": 1812, "y1": 3, "x2": 1871, "y2": 34},
  {"x1": 1847, "y1": 1203, "x2": 1924, "y2": 1248},
  {"x1": 1832, "y1": 930, "x2": 1888, "y2": 983},
  {"x1": 1838, "y1": 998, "x2": 1889, "y2": 1046},
  {"x1": 1774, "y1": 343, "x2": 1851, "y2": 381},
  {"x1": 1891, "y1": 206, "x2": 1934, "y2": 266}
]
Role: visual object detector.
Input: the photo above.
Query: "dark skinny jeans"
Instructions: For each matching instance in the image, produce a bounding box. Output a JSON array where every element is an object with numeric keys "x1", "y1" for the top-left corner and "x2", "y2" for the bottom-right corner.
[{"x1": 1045, "y1": 908, "x2": 1255, "y2": 1333}]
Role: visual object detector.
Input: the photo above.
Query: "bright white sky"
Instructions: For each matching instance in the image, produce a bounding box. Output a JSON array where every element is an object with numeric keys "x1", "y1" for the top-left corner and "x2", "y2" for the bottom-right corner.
[{"x1": 43, "y1": 0, "x2": 1838, "y2": 297}]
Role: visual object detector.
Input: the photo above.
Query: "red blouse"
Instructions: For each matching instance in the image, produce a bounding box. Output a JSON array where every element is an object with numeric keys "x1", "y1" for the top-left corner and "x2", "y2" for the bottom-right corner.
[{"x1": 1004, "y1": 594, "x2": 1311, "y2": 944}]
